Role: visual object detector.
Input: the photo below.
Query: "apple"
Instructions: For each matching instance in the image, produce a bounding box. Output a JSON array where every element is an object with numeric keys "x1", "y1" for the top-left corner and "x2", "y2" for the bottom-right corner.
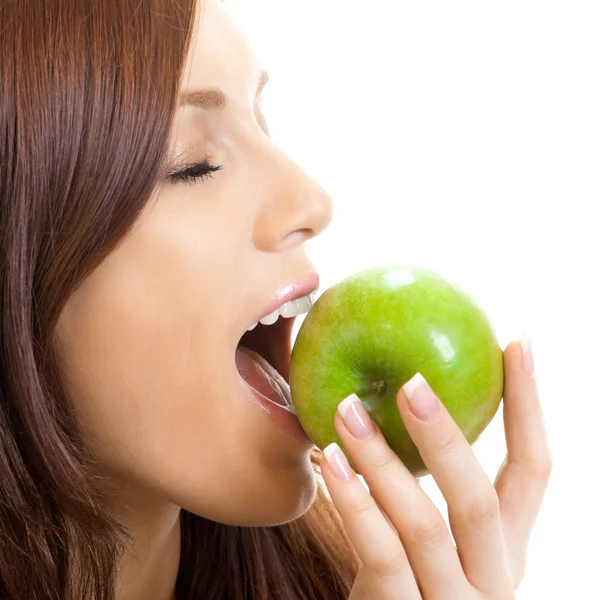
[{"x1": 289, "y1": 266, "x2": 504, "y2": 477}]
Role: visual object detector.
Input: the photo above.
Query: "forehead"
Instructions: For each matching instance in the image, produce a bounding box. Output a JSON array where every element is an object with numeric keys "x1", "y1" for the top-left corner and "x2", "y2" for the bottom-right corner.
[{"x1": 180, "y1": 0, "x2": 260, "y2": 97}]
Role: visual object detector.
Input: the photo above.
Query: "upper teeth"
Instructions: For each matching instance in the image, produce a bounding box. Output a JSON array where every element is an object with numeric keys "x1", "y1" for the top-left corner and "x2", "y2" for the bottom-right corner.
[{"x1": 246, "y1": 292, "x2": 316, "y2": 331}]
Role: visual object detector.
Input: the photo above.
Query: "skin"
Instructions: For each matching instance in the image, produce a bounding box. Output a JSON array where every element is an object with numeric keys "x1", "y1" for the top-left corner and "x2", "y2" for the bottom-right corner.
[
  {"x1": 53, "y1": 1, "x2": 332, "y2": 598},
  {"x1": 322, "y1": 340, "x2": 552, "y2": 599},
  {"x1": 52, "y1": 1, "x2": 552, "y2": 599}
]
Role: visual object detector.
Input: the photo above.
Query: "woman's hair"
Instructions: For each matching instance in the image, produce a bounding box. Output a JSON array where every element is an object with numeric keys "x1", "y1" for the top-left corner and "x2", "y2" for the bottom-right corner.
[{"x1": 0, "y1": 1, "x2": 359, "y2": 598}]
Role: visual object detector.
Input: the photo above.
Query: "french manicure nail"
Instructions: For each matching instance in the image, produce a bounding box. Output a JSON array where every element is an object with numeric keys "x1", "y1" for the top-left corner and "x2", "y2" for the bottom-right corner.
[
  {"x1": 403, "y1": 372, "x2": 439, "y2": 422},
  {"x1": 338, "y1": 393, "x2": 376, "y2": 440},
  {"x1": 520, "y1": 336, "x2": 535, "y2": 375},
  {"x1": 323, "y1": 443, "x2": 354, "y2": 480}
]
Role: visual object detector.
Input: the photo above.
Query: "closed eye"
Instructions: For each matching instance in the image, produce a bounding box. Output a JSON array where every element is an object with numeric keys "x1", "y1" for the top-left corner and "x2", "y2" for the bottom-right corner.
[{"x1": 167, "y1": 161, "x2": 223, "y2": 185}]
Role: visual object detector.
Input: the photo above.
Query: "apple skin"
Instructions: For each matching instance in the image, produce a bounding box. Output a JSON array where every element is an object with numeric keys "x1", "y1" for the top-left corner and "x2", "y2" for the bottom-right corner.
[{"x1": 289, "y1": 266, "x2": 504, "y2": 477}]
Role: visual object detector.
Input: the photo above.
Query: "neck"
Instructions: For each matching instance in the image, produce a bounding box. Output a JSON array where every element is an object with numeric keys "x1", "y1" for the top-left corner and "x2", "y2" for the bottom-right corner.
[{"x1": 111, "y1": 483, "x2": 182, "y2": 600}]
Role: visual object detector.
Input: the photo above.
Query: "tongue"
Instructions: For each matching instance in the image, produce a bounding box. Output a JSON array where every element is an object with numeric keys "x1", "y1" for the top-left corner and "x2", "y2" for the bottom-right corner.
[{"x1": 235, "y1": 346, "x2": 293, "y2": 411}]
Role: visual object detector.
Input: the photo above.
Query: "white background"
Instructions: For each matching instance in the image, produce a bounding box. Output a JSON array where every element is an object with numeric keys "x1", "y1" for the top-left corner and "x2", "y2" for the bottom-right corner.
[{"x1": 226, "y1": 1, "x2": 599, "y2": 598}]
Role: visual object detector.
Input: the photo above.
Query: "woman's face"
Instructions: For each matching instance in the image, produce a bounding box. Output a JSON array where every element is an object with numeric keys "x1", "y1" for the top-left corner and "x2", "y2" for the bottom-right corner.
[{"x1": 54, "y1": 0, "x2": 333, "y2": 526}]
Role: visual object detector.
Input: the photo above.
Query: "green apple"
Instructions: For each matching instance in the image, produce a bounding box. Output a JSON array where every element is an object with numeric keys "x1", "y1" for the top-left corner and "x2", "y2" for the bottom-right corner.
[{"x1": 289, "y1": 266, "x2": 504, "y2": 477}]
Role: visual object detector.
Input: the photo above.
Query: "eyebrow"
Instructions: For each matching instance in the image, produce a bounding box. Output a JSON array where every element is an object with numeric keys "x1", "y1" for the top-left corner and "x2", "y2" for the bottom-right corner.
[{"x1": 178, "y1": 70, "x2": 269, "y2": 110}]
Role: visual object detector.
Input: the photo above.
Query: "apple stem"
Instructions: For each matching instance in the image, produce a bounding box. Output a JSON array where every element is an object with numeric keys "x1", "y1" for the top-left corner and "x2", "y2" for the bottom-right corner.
[{"x1": 371, "y1": 379, "x2": 387, "y2": 395}]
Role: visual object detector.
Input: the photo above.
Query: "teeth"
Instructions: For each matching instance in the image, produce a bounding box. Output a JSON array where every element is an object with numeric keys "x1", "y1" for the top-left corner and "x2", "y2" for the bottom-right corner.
[
  {"x1": 247, "y1": 291, "x2": 316, "y2": 332},
  {"x1": 259, "y1": 309, "x2": 279, "y2": 326},
  {"x1": 296, "y1": 294, "x2": 313, "y2": 313},
  {"x1": 279, "y1": 298, "x2": 299, "y2": 318}
]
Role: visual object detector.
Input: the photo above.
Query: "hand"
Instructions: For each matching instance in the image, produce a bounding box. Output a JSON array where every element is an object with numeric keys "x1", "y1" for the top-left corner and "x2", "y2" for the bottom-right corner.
[{"x1": 320, "y1": 340, "x2": 552, "y2": 599}]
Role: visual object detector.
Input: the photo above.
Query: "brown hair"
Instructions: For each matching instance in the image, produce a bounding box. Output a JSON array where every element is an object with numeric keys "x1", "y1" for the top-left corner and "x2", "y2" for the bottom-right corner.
[{"x1": 0, "y1": 1, "x2": 359, "y2": 598}]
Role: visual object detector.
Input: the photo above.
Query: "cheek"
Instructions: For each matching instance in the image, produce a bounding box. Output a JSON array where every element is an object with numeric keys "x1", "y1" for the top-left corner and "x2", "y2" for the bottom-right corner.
[
  {"x1": 51, "y1": 219, "x2": 232, "y2": 469},
  {"x1": 51, "y1": 207, "x2": 317, "y2": 524},
  {"x1": 54, "y1": 294, "x2": 318, "y2": 525},
  {"x1": 54, "y1": 292, "x2": 217, "y2": 471},
  {"x1": 54, "y1": 287, "x2": 318, "y2": 525}
]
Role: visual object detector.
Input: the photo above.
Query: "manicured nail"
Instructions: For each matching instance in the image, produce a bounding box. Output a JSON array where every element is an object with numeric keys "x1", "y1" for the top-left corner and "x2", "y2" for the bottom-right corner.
[
  {"x1": 403, "y1": 373, "x2": 439, "y2": 422},
  {"x1": 520, "y1": 336, "x2": 535, "y2": 375},
  {"x1": 338, "y1": 393, "x2": 376, "y2": 440},
  {"x1": 323, "y1": 443, "x2": 354, "y2": 480}
]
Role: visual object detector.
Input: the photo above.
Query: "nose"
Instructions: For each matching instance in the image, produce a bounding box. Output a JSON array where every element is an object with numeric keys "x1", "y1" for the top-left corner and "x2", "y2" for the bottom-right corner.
[{"x1": 250, "y1": 142, "x2": 334, "y2": 252}]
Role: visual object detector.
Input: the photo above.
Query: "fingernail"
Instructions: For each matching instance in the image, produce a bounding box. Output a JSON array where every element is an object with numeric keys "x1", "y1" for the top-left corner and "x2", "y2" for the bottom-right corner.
[
  {"x1": 520, "y1": 336, "x2": 535, "y2": 375},
  {"x1": 338, "y1": 393, "x2": 376, "y2": 440},
  {"x1": 323, "y1": 443, "x2": 354, "y2": 480},
  {"x1": 403, "y1": 373, "x2": 439, "y2": 422}
]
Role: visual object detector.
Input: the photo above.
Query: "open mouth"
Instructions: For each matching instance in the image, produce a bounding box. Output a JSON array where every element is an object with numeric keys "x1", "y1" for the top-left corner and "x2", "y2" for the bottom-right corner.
[
  {"x1": 234, "y1": 289, "x2": 317, "y2": 413},
  {"x1": 238, "y1": 316, "x2": 295, "y2": 383},
  {"x1": 235, "y1": 317, "x2": 296, "y2": 413}
]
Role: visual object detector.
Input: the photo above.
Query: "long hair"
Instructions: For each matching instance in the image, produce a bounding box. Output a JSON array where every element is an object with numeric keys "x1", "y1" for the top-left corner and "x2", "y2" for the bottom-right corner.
[{"x1": 0, "y1": 1, "x2": 359, "y2": 598}]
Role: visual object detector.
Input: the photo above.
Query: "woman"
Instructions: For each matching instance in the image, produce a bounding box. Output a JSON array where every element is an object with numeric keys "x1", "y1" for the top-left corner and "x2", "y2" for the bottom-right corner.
[{"x1": 0, "y1": 0, "x2": 552, "y2": 598}]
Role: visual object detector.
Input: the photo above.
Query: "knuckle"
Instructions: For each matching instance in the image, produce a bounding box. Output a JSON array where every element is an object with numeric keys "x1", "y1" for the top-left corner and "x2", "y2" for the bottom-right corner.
[
  {"x1": 368, "y1": 549, "x2": 408, "y2": 580},
  {"x1": 368, "y1": 446, "x2": 396, "y2": 471},
  {"x1": 432, "y1": 429, "x2": 459, "y2": 459},
  {"x1": 511, "y1": 453, "x2": 553, "y2": 482},
  {"x1": 349, "y1": 494, "x2": 375, "y2": 517},
  {"x1": 408, "y1": 517, "x2": 448, "y2": 549},
  {"x1": 461, "y1": 493, "x2": 500, "y2": 530},
  {"x1": 530, "y1": 454, "x2": 553, "y2": 481}
]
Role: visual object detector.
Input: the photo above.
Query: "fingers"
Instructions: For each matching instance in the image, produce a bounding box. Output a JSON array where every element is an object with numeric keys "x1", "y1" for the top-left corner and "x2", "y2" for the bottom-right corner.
[
  {"x1": 493, "y1": 339, "x2": 552, "y2": 586},
  {"x1": 321, "y1": 340, "x2": 541, "y2": 598},
  {"x1": 331, "y1": 398, "x2": 467, "y2": 599},
  {"x1": 396, "y1": 373, "x2": 513, "y2": 595},
  {"x1": 320, "y1": 444, "x2": 422, "y2": 599}
]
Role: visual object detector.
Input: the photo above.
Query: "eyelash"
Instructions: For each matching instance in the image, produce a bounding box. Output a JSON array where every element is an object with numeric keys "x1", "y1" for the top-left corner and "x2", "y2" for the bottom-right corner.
[{"x1": 167, "y1": 161, "x2": 223, "y2": 185}]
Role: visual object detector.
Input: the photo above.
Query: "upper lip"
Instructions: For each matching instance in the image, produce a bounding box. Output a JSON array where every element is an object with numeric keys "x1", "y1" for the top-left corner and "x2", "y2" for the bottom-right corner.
[{"x1": 249, "y1": 271, "x2": 320, "y2": 329}]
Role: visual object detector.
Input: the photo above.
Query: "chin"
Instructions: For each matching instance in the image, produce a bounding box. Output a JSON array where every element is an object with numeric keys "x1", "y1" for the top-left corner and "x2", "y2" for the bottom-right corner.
[
  {"x1": 159, "y1": 436, "x2": 318, "y2": 526},
  {"x1": 190, "y1": 465, "x2": 317, "y2": 527},
  {"x1": 252, "y1": 465, "x2": 319, "y2": 527}
]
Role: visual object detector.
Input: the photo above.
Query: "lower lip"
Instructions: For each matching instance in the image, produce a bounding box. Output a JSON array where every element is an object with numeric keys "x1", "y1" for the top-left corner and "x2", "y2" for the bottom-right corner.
[
  {"x1": 235, "y1": 349, "x2": 312, "y2": 446},
  {"x1": 247, "y1": 384, "x2": 313, "y2": 445}
]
